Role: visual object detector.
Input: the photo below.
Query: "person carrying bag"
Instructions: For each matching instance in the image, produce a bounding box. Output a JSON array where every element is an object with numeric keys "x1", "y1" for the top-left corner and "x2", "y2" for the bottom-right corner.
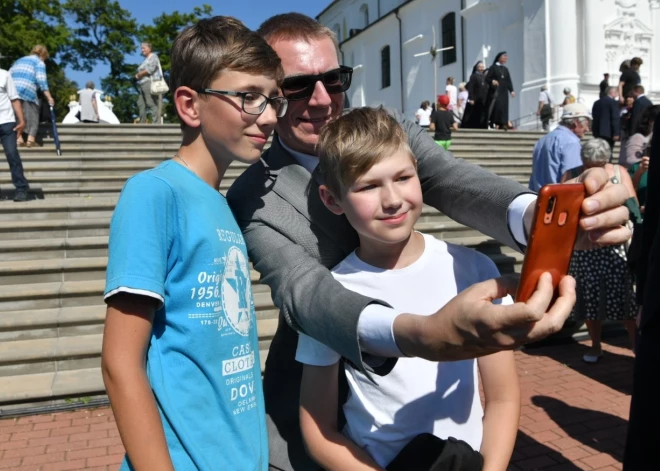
[{"x1": 135, "y1": 42, "x2": 165, "y2": 123}]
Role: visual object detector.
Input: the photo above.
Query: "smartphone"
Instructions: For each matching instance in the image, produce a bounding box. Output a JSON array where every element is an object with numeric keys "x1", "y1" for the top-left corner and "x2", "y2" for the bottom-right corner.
[{"x1": 515, "y1": 183, "x2": 585, "y2": 303}]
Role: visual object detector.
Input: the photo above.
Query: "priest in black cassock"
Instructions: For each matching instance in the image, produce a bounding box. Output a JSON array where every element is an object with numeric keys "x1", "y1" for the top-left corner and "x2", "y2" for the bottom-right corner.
[{"x1": 485, "y1": 51, "x2": 515, "y2": 129}]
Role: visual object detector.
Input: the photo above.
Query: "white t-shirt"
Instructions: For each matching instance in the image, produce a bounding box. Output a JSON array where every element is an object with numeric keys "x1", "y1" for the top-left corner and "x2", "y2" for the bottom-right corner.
[
  {"x1": 458, "y1": 90, "x2": 469, "y2": 111},
  {"x1": 416, "y1": 107, "x2": 432, "y2": 126},
  {"x1": 539, "y1": 90, "x2": 553, "y2": 105},
  {"x1": 296, "y1": 233, "x2": 513, "y2": 467},
  {"x1": 446, "y1": 84, "x2": 458, "y2": 109},
  {"x1": 0, "y1": 69, "x2": 18, "y2": 125}
]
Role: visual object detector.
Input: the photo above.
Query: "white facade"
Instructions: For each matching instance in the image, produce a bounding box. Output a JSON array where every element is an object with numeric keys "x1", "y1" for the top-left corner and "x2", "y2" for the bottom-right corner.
[{"x1": 318, "y1": 0, "x2": 660, "y2": 129}]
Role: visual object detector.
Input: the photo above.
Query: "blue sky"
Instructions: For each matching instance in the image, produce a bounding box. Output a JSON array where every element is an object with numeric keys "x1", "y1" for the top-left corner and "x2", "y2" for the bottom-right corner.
[{"x1": 66, "y1": 0, "x2": 327, "y2": 90}]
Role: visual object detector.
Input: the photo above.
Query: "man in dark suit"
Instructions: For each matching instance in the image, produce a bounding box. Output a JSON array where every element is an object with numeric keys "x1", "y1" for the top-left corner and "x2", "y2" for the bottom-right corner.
[
  {"x1": 227, "y1": 13, "x2": 633, "y2": 471},
  {"x1": 624, "y1": 112, "x2": 660, "y2": 471},
  {"x1": 630, "y1": 85, "x2": 652, "y2": 136},
  {"x1": 591, "y1": 86, "x2": 620, "y2": 151}
]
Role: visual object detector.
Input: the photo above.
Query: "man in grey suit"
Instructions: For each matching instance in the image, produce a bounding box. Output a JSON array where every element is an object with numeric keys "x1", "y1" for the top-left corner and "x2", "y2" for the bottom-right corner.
[{"x1": 227, "y1": 13, "x2": 631, "y2": 471}]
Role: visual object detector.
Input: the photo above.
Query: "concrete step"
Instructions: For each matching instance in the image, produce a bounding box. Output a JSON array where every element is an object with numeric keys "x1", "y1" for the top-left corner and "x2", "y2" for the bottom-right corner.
[
  {"x1": 0, "y1": 255, "x2": 268, "y2": 287},
  {"x1": 0, "y1": 279, "x2": 278, "y2": 317},
  {"x1": 0, "y1": 348, "x2": 273, "y2": 405},
  {"x1": 0, "y1": 314, "x2": 278, "y2": 404}
]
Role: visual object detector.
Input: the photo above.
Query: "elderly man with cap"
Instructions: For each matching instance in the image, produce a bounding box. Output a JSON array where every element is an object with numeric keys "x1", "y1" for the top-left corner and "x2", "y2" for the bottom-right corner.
[{"x1": 529, "y1": 103, "x2": 592, "y2": 191}]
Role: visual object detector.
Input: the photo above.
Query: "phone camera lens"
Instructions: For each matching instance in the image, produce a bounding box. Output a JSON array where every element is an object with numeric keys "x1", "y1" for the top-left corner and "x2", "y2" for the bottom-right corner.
[{"x1": 546, "y1": 196, "x2": 556, "y2": 214}]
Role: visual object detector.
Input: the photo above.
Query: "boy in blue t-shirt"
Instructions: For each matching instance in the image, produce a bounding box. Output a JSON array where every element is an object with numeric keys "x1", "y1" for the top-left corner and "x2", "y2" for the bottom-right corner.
[{"x1": 102, "y1": 17, "x2": 288, "y2": 471}]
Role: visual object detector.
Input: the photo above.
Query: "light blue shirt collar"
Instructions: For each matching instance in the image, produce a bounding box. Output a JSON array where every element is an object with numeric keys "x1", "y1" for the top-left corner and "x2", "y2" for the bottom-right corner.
[{"x1": 278, "y1": 137, "x2": 319, "y2": 174}]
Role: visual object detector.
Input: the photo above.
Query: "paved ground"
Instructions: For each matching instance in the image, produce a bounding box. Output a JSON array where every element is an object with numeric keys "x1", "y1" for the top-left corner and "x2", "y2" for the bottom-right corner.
[{"x1": 0, "y1": 337, "x2": 634, "y2": 471}]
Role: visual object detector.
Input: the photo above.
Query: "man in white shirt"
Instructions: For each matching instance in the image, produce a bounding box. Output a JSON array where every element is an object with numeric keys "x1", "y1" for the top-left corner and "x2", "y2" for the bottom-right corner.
[
  {"x1": 537, "y1": 85, "x2": 555, "y2": 131},
  {"x1": 0, "y1": 68, "x2": 29, "y2": 201}
]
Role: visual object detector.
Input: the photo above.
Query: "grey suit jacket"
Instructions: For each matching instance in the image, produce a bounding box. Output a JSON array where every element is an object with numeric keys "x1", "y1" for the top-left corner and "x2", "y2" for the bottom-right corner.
[{"x1": 227, "y1": 107, "x2": 530, "y2": 469}]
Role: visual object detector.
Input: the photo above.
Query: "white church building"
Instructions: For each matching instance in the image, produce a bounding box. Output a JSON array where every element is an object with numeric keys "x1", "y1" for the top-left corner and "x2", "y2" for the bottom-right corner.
[{"x1": 317, "y1": 0, "x2": 660, "y2": 129}]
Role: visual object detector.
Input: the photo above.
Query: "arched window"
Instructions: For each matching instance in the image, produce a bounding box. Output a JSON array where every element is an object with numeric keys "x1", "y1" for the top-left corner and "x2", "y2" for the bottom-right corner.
[
  {"x1": 360, "y1": 4, "x2": 369, "y2": 28},
  {"x1": 332, "y1": 23, "x2": 341, "y2": 41},
  {"x1": 381, "y1": 45, "x2": 391, "y2": 89},
  {"x1": 441, "y1": 13, "x2": 457, "y2": 66}
]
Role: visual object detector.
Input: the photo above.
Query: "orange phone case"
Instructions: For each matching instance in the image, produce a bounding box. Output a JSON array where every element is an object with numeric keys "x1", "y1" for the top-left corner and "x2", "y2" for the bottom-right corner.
[{"x1": 515, "y1": 183, "x2": 585, "y2": 303}]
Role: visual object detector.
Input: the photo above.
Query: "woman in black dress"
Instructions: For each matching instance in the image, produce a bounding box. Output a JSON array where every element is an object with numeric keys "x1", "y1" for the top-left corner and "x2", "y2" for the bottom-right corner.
[
  {"x1": 485, "y1": 52, "x2": 515, "y2": 129},
  {"x1": 462, "y1": 61, "x2": 488, "y2": 128}
]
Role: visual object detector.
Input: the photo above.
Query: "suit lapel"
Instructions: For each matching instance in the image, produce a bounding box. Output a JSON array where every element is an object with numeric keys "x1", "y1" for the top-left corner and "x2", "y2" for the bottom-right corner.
[{"x1": 266, "y1": 138, "x2": 359, "y2": 254}]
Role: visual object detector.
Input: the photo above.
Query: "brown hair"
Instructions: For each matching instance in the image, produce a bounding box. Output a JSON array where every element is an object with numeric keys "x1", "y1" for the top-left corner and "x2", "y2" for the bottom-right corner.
[
  {"x1": 631, "y1": 57, "x2": 643, "y2": 67},
  {"x1": 30, "y1": 45, "x2": 49, "y2": 60},
  {"x1": 257, "y1": 13, "x2": 339, "y2": 52},
  {"x1": 170, "y1": 16, "x2": 284, "y2": 96},
  {"x1": 317, "y1": 107, "x2": 415, "y2": 196},
  {"x1": 633, "y1": 84, "x2": 645, "y2": 94}
]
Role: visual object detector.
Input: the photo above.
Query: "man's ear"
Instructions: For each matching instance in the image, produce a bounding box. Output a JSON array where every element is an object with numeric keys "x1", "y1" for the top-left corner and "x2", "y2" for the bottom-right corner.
[
  {"x1": 174, "y1": 86, "x2": 201, "y2": 128},
  {"x1": 318, "y1": 185, "x2": 344, "y2": 215}
]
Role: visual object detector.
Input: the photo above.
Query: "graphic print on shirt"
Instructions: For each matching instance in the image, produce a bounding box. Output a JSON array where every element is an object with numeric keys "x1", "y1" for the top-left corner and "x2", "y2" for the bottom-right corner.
[
  {"x1": 187, "y1": 227, "x2": 258, "y2": 416},
  {"x1": 221, "y1": 245, "x2": 252, "y2": 336}
]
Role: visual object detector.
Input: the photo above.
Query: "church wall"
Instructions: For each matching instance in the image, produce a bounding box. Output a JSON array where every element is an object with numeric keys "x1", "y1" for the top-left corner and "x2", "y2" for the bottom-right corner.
[
  {"x1": 320, "y1": 0, "x2": 659, "y2": 129},
  {"x1": 340, "y1": 15, "x2": 403, "y2": 110},
  {"x1": 399, "y1": 0, "x2": 464, "y2": 117},
  {"x1": 318, "y1": 0, "x2": 381, "y2": 41},
  {"x1": 336, "y1": 0, "x2": 464, "y2": 119}
]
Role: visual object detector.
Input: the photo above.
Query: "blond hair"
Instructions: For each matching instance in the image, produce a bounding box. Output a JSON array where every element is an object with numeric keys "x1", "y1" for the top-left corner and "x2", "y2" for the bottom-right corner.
[
  {"x1": 257, "y1": 13, "x2": 339, "y2": 55},
  {"x1": 317, "y1": 107, "x2": 415, "y2": 196},
  {"x1": 30, "y1": 45, "x2": 49, "y2": 60}
]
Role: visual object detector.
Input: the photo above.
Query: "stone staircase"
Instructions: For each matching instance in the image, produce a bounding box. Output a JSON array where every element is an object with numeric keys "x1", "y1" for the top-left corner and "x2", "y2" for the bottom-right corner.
[{"x1": 0, "y1": 124, "x2": 578, "y2": 408}]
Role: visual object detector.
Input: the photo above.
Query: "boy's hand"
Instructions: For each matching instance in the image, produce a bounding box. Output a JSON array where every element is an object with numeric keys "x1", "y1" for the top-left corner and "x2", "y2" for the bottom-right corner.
[
  {"x1": 394, "y1": 273, "x2": 576, "y2": 360},
  {"x1": 524, "y1": 167, "x2": 631, "y2": 249}
]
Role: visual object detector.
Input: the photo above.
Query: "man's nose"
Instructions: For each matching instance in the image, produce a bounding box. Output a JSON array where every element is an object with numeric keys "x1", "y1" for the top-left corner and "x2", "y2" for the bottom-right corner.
[{"x1": 308, "y1": 80, "x2": 332, "y2": 107}]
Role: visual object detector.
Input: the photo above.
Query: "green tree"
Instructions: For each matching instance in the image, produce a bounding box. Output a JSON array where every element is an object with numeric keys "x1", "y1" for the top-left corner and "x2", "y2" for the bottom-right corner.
[
  {"x1": 62, "y1": 0, "x2": 139, "y2": 122},
  {"x1": 140, "y1": 5, "x2": 213, "y2": 123},
  {"x1": 0, "y1": 0, "x2": 75, "y2": 120},
  {"x1": 0, "y1": 0, "x2": 69, "y2": 62}
]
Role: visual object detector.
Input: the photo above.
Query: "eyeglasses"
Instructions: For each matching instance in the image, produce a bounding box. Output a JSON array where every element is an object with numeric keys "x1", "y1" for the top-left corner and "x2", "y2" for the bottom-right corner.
[
  {"x1": 281, "y1": 66, "x2": 353, "y2": 101},
  {"x1": 197, "y1": 89, "x2": 289, "y2": 118}
]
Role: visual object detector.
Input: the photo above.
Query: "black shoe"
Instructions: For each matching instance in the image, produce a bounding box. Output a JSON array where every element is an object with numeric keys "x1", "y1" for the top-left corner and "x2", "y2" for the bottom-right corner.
[{"x1": 14, "y1": 189, "x2": 28, "y2": 202}]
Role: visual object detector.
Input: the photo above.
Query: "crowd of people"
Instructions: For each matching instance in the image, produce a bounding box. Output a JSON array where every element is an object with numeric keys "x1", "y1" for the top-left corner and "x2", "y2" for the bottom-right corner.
[
  {"x1": 416, "y1": 52, "x2": 517, "y2": 136},
  {"x1": 528, "y1": 60, "x2": 658, "y2": 470},
  {"x1": 529, "y1": 58, "x2": 655, "y2": 366},
  {"x1": 93, "y1": 11, "x2": 656, "y2": 471}
]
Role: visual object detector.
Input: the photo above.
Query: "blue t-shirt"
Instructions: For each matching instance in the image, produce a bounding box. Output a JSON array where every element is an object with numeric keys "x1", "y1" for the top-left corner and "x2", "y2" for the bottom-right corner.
[{"x1": 105, "y1": 161, "x2": 267, "y2": 471}]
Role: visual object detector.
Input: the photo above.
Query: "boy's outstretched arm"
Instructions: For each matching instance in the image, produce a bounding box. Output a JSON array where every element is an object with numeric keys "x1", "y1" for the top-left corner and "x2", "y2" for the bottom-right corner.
[
  {"x1": 300, "y1": 363, "x2": 385, "y2": 471},
  {"x1": 102, "y1": 293, "x2": 175, "y2": 471},
  {"x1": 477, "y1": 350, "x2": 521, "y2": 471}
]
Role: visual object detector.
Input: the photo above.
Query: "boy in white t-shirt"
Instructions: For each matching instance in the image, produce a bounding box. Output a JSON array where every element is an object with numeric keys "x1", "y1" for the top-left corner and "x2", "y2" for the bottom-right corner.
[{"x1": 296, "y1": 107, "x2": 520, "y2": 471}]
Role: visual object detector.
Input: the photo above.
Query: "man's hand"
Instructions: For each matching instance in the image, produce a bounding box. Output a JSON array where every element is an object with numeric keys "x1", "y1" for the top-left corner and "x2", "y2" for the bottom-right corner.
[
  {"x1": 524, "y1": 167, "x2": 631, "y2": 249},
  {"x1": 13, "y1": 120, "x2": 25, "y2": 135},
  {"x1": 511, "y1": 92, "x2": 516, "y2": 98},
  {"x1": 492, "y1": 80, "x2": 499, "y2": 86},
  {"x1": 640, "y1": 156, "x2": 650, "y2": 172},
  {"x1": 393, "y1": 273, "x2": 575, "y2": 361},
  {"x1": 613, "y1": 136, "x2": 620, "y2": 142}
]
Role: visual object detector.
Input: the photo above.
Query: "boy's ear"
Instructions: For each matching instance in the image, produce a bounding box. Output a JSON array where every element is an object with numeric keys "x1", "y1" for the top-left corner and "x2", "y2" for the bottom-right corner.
[
  {"x1": 318, "y1": 185, "x2": 344, "y2": 216},
  {"x1": 174, "y1": 86, "x2": 201, "y2": 128}
]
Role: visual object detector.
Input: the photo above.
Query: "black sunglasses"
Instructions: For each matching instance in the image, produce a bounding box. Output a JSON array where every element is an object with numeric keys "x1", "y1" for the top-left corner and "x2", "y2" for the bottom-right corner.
[{"x1": 281, "y1": 66, "x2": 353, "y2": 101}]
